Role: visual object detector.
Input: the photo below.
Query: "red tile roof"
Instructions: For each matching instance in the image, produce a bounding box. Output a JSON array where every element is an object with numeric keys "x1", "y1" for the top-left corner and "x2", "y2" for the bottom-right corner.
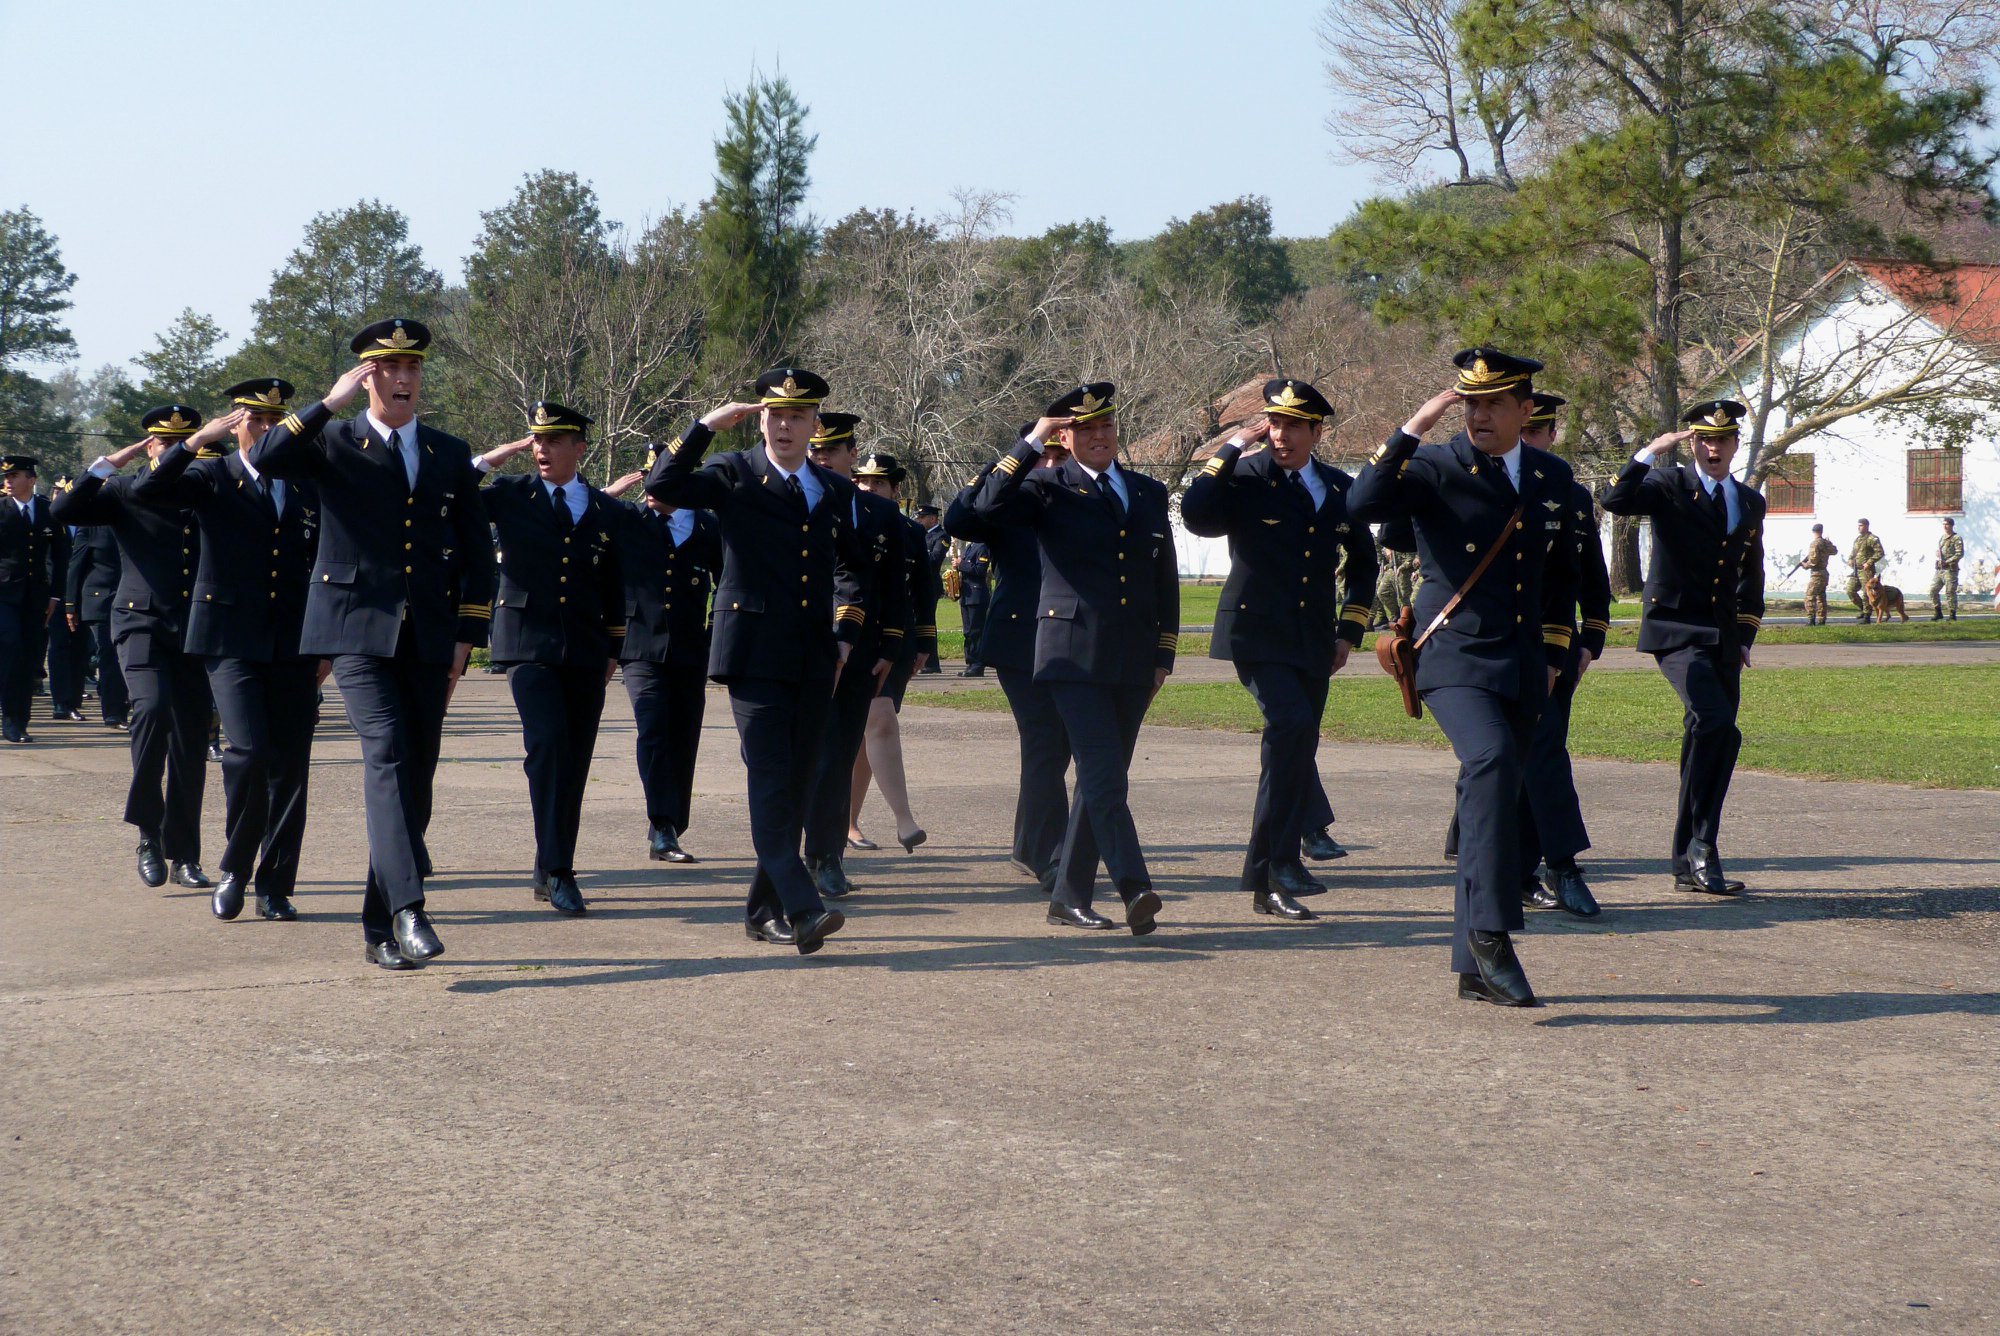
[{"x1": 1847, "y1": 260, "x2": 2000, "y2": 347}]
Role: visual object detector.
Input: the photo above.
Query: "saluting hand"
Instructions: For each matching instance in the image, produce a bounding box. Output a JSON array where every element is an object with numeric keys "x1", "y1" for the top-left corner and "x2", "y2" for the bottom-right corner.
[
  {"x1": 479, "y1": 436, "x2": 534, "y2": 469},
  {"x1": 606, "y1": 470, "x2": 646, "y2": 497},
  {"x1": 1027, "y1": 415, "x2": 1076, "y2": 445},
  {"x1": 105, "y1": 440, "x2": 151, "y2": 469},
  {"x1": 1234, "y1": 418, "x2": 1272, "y2": 452},
  {"x1": 186, "y1": 409, "x2": 245, "y2": 452},
  {"x1": 1399, "y1": 389, "x2": 1461, "y2": 440},
  {"x1": 323, "y1": 362, "x2": 377, "y2": 415},
  {"x1": 1641, "y1": 428, "x2": 1693, "y2": 460},
  {"x1": 699, "y1": 402, "x2": 762, "y2": 432}
]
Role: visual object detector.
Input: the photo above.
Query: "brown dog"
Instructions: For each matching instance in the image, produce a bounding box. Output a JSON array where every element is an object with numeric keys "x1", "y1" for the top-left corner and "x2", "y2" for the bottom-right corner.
[{"x1": 1865, "y1": 576, "x2": 1909, "y2": 623}]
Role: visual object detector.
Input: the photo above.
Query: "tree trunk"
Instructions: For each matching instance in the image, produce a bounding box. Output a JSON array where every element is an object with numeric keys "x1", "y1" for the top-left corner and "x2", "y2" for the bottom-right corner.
[{"x1": 1609, "y1": 514, "x2": 1644, "y2": 596}]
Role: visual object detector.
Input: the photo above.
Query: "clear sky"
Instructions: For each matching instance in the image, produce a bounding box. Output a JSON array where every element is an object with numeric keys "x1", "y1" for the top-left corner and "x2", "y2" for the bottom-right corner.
[{"x1": 2, "y1": 0, "x2": 1379, "y2": 375}]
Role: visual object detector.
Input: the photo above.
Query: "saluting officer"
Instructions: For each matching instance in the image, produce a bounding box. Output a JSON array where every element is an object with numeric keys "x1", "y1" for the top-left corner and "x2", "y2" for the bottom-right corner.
[
  {"x1": 801, "y1": 414, "x2": 908, "y2": 896},
  {"x1": 944, "y1": 431, "x2": 1073, "y2": 893},
  {"x1": 54, "y1": 410, "x2": 214, "y2": 889},
  {"x1": 1514, "y1": 391, "x2": 1610, "y2": 917},
  {"x1": 955, "y1": 538, "x2": 993, "y2": 676},
  {"x1": 917, "y1": 506, "x2": 948, "y2": 673},
  {"x1": 1348, "y1": 350, "x2": 1581, "y2": 1007},
  {"x1": 971, "y1": 383, "x2": 1180, "y2": 935},
  {"x1": 135, "y1": 380, "x2": 323, "y2": 922},
  {"x1": 645, "y1": 368, "x2": 865, "y2": 955},
  {"x1": 471, "y1": 403, "x2": 626, "y2": 916},
  {"x1": 1180, "y1": 378, "x2": 1375, "y2": 921},
  {"x1": 248, "y1": 319, "x2": 496, "y2": 971},
  {"x1": 604, "y1": 453, "x2": 721, "y2": 864},
  {"x1": 40, "y1": 475, "x2": 88, "y2": 724},
  {"x1": 1, "y1": 455, "x2": 68, "y2": 743},
  {"x1": 1601, "y1": 399, "x2": 1766, "y2": 897},
  {"x1": 67, "y1": 512, "x2": 128, "y2": 728}
]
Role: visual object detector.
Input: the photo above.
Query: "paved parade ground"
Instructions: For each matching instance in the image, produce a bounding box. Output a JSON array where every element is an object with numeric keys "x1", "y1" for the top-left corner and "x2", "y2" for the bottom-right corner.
[{"x1": 5, "y1": 664, "x2": 1998, "y2": 1333}]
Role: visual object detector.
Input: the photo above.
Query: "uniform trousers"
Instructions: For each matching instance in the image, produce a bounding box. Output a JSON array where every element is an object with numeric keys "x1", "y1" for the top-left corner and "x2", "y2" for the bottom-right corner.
[
  {"x1": 1518, "y1": 660, "x2": 1588, "y2": 877},
  {"x1": 0, "y1": 596, "x2": 41, "y2": 731},
  {"x1": 45, "y1": 613, "x2": 85, "y2": 714},
  {"x1": 506, "y1": 662, "x2": 606, "y2": 879},
  {"x1": 1233, "y1": 659, "x2": 1330, "y2": 888},
  {"x1": 621, "y1": 659, "x2": 706, "y2": 836},
  {"x1": 88, "y1": 620, "x2": 129, "y2": 721},
  {"x1": 1047, "y1": 680, "x2": 1152, "y2": 910},
  {"x1": 1423, "y1": 685, "x2": 1534, "y2": 974},
  {"x1": 117, "y1": 629, "x2": 210, "y2": 861},
  {"x1": 1931, "y1": 568, "x2": 1959, "y2": 616},
  {"x1": 1656, "y1": 645, "x2": 1742, "y2": 867},
  {"x1": 803, "y1": 657, "x2": 877, "y2": 860},
  {"x1": 962, "y1": 601, "x2": 989, "y2": 668},
  {"x1": 727, "y1": 674, "x2": 833, "y2": 926},
  {"x1": 205, "y1": 655, "x2": 320, "y2": 895},
  {"x1": 995, "y1": 665, "x2": 1070, "y2": 876},
  {"x1": 330, "y1": 625, "x2": 448, "y2": 944}
]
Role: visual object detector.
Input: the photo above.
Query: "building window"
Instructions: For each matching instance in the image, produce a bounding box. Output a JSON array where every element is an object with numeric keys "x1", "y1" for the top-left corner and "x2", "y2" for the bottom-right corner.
[
  {"x1": 1908, "y1": 447, "x2": 1964, "y2": 513},
  {"x1": 1764, "y1": 454, "x2": 1814, "y2": 514}
]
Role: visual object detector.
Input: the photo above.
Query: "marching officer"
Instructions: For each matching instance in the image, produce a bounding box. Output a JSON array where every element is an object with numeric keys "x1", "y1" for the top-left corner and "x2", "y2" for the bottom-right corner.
[
  {"x1": 1602, "y1": 399, "x2": 1766, "y2": 898},
  {"x1": 604, "y1": 456, "x2": 721, "y2": 864},
  {"x1": 472, "y1": 403, "x2": 626, "y2": 916},
  {"x1": 1512, "y1": 391, "x2": 1609, "y2": 917},
  {"x1": 41, "y1": 475, "x2": 88, "y2": 723},
  {"x1": 1180, "y1": 378, "x2": 1375, "y2": 921},
  {"x1": 800, "y1": 413, "x2": 907, "y2": 896},
  {"x1": 955, "y1": 538, "x2": 992, "y2": 676},
  {"x1": 67, "y1": 513, "x2": 128, "y2": 728},
  {"x1": 248, "y1": 319, "x2": 496, "y2": 970},
  {"x1": 847, "y1": 449, "x2": 937, "y2": 852},
  {"x1": 1800, "y1": 523, "x2": 1837, "y2": 625},
  {"x1": 53, "y1": 412, "x2": 214, "y2": 889},
  {"x1": 645, "y1": 368, "x2": 865, "y2": 955},
  {"x1": 944, "y1": 432, "x2": 1072, "y2": 893},
  {"x1": 1348, "y1": 349, "x2": 1581, "y2": 1007},
  {"x1": 135, "y1": 380, "x2": 323, "y2": 922},
  {"x1": 917, "y1": 505, "x2": 948, "y2": 674},
  {"x1": 1932, "y1": 517, "x2": 1964, "y2": 620},
  {"x1": 971, "y1": 383, "x2": 1180, "y2": 935},
  {"x1": 2, "y1": 455, "x2": 68, "y2": 742}
]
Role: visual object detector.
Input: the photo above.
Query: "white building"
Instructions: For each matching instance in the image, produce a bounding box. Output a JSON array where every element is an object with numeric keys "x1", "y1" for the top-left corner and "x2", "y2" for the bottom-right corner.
[{"x1": 1721, "y1": 259, "x2": 2000, "y2": 599}]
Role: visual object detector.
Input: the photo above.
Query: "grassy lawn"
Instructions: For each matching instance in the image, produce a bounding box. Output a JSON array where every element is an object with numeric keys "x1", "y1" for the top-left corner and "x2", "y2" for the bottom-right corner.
[{"x1": 910, "y1": 664, "x2": 2000, "y2": 790}]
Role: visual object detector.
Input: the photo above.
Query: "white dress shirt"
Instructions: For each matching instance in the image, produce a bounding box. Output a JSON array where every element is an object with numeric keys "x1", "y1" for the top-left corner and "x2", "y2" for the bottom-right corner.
[
  {"x1": 767, "y1": 451, "x2": 823, "y2": 511},
  {"x1": 1076, "y1": 459, "x2": 1129, "y2": 510},
  {"x1": 1495, "y1": 443, "x2": 1522, "y2": 491},
  {"x1": 238, "y1": 450, "x2": 285, "y2": 517},
  {"x1": 542, "y1": 477, "x2": 585, "y2": 525},
  {"x1": 366, "y1": 410, "x2": 420, "y2": 488},
  {"x1": 663, "y1": 507, "x2": 694, "y2": 545},
  {"x1": 1286, "y1": 463, "x2": 1326, "y2": 509},
  {"x1": 1631, "y1": 447, "x2": 1741, "y2": 531}
]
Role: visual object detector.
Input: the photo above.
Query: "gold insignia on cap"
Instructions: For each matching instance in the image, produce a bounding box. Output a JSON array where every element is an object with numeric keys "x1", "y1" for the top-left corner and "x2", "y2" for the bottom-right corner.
[
  {"x1": 778, "y1": 374, "x2": 801, "y2": 397},
  {"x1": 1473, "y1": 357, "x2": 1491, "y2": 377},
  {"x1": 1272, "y1": 383, "x2": 1310, "y2": 410},
  {"x1": 163, "y1": 411, "x2": 190, "y2": 431},
  {"x1": 1707, "y1": 406, "x2": 1732, "y2": 427},
  {"x1": 534, "y1": 405, "x2": 560, "y2": 426},
  {"x1": 1075, "y1": 389, "x2": 1105, "y2": 415},
  {"x1": 377, "y1": 326, "x2": 422, "y2": 351}
]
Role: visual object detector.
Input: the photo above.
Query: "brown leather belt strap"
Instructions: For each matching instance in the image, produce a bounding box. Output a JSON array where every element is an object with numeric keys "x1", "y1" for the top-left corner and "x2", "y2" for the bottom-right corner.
[{"x1": 1412, "y1": 505, "x2": 1523, "y2": 653}]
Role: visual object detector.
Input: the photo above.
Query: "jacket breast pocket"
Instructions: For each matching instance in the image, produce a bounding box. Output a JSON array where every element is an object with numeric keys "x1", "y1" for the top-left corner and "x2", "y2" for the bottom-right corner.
[{"x1": 315, "y1": 561, "x2": 358, "y2": 587}]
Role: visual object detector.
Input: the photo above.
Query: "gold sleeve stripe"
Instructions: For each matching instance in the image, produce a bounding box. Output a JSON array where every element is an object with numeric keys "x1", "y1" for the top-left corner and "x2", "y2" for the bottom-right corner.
[
  {"x1": 1582, "y1": 619, "x2": 1610, "y2": 631},
  {"x1": 1543, "y1": 626, "x2": 1573, "y2": 646},
  {"x1": 882, "y1": 628, "x2": 905, "y2": 639},
  {"x1": 1738, "y1": 614, "x2": 1763, "y2": 624},
  {"x1": 916, "y1": 625, "x2": 936, "y2": 635},
  {"x1": 280, "y1": 413, "x2": 303, "y2": 435},
  {"x1": 1340, "y1": 611, "x2": 1370, "y2": 626},
  {"x1": 1200, "y1": 458, "x2": 1225, "y2": 476},
  {"x1": 606, "y1": 624, "x2": 626, "y2": 636},
  {"x1": 1157, "y1": 635, "x2": 1179, "y2": 649},
  {"x1": 995, "y1": 454, "x2": 1023, "y2": 476},
  {"x1": 459, "y1": 606, "x2": 492, "y2": 620}
]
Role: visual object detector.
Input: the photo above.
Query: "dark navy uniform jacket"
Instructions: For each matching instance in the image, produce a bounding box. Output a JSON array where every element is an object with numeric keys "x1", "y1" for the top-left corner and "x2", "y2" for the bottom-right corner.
[
  {"x1": 481, "y1": 473, "x2": 625, "y2": 666},
  {"x1": 66, "y1": 524, "x2": 122, "y2": 624},
  {"x1": 897, "y1": 513, "x2": 940, "y2": 665},
  {"x1": 944, "y1": 463, "x2": 1041, "y2": 674},
  {"x1": 53, "y1": 470, "x2": 199, "y2": 649},
  {"x1": 844, "y1": 488, "x2": 914, "y2": 667},
  {"x1": 955, "y1": 542, "x2": 992, "y2": 606},
  {"x1": 248, "y1": 404, "x2": 495, "y2": 662},
  {"x1": 134, "y1": 447, "x2": 321, "y2": 662},
  {"x1": 0, "y1": 493, "x2": 66, "y2": 608},
  {"x1": 644, "y1": 422, "x2": 866, "y2": 685},
  {"x1": 1565, "y1": 481, "x2": 1614, "y2": 662},
  {"x1": 1180, "y1": 443, "x2": 1376, "y2": 675},
  {"x1": 970, "y1": 441, "x2": 1180, "y2": 687},
  {"x1": 1348, "y1": 430, "x2": 1580, "y2": 702},
  {"x1": 1601, "y1": 459, "x2": 1765, "y2": 655},
  {"x1": 608, "y1": 502, "x2": 720, "y2": 670}
]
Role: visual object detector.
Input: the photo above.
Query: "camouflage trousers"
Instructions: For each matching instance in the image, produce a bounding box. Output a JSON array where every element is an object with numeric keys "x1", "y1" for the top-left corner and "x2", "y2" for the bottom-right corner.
[
  {"x1": 1370, "y1": 568, "x2": 1403, "y2": 626},
  {"x1": 1845, "y1": 572, "x2": 1871, "y2": 612},
  {"x1": 1931, "y1": 567, "x2": 1959, "y2": 616},
  {"x1": 1804, "y1": 571, "x2": 1829, "y2": 620}
]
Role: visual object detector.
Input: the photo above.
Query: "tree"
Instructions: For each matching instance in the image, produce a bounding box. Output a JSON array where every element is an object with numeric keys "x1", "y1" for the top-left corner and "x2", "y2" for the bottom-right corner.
[
  {"x1": 0, "y1": 207, "x2": 77, "y2": 369},
  {"x1": 696, "y1": 74, "x2": 817, "y2": 392},
  {"x1": 1143, "y1": 196, "x2": 1302, "y2": 324},
  {"x1": 104, "y1": 309, "x2": 234, "y2": 442},
  {"x1": 239, "y1": 200, "x2": 443, "y2": 392}
]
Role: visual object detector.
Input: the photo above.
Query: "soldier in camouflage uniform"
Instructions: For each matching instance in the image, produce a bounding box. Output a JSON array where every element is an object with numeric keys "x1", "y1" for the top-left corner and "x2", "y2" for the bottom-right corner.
[
  {"x1": 1844, "y1": 518, "x2": 1885, "y2": 623},
  {"x1": 1369, "y1": 538, "x2": 1401, "y2": 628},
  {"x1": 1931, "y1": 517, "x2": 1964, "y2": 620},
  {"x1": 1801, "y1": 523, "x2": 1837, "y2": 625}
]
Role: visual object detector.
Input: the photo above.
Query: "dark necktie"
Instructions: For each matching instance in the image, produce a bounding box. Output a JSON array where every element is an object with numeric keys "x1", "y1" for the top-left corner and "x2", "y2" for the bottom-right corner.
[
  {"x1": 1705, "y1": 480, "x2": 1727, "y2": 527},
  {"x1": 1289, "y1": 469, "x2": 1312, "y2": 505},
  {"x1": 258, "y1": 474, "x2": 276, "y2": 516},
  {"x1": 1102, "y1": 472, "x2": 1126, "y2": 520},
  {"x1": 550, "y1": 483, "x2": 572, "y2": 529},
  {"x1": 788, "y1": 474, "x2": 808, "y2": 511}
]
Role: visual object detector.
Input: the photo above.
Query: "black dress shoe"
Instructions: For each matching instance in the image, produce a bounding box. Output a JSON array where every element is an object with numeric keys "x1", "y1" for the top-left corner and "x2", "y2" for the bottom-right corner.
[
  {"x1": 896, "y1": 828, "x2": 927, "y2": 853},
  {"x1": 1465, "y1": 930, "x2": 1537, "y2": 1006},
  {"x1": 1124, "y1": 888, "x2": 1162, "y2": 937},
  {"x1": 807, "y1": 854, "x2": 854, "y2": 899},
  {"x1": 1301, "y1": 827, "x2": 1348, "y2": 861},
  {"x1": 1546, "y1": 866, "x2": 1600, "y2": 917},
  {"x1": 848, "y1": 833, "x2": 880, "y2": 851},
  {"x1": 792, "y1": 907, "x2": 846, "y2": 955},
  {"x1": 207, "y1": 742, "x2": 224, "y2": 763},
  {"x1": 1046, "y1": 902, "x2": 1114, "y2": 930},
  {"x1": 366, "y1": 941, "x2": 421, "y2": 971},
  {"x1": 392, "y1": 907, "x2": 444, "y2": 961},
  {"x1": 650, "y1": 826, "x2": 697, "y2": 863},
  {"x1": 212, "y1": 874, "x2": 245, "y2": 921},
  {"x1": 746, "y1": 915, "x2": 796, "y2": 945},
  {"x1": 1268, "y1": 860, "x2": 1326, "y2": 899},
  {"x1": 1252, "y1": 888, "x2": 1315, "y2": 921},
  {"x1": 257, "y1": 892, "x2": 299, "y2": 921},
  {"x1": 136, "y1": 835, "x2": 167, "y2": 888},
  {"x1": 1007, "y1": 857, "x2": 1040, "y2": 879},
  {"x1": 1522, "y1": 876, "x2": 1559, "y2": 909},
  {"x1": 1676, "y1": 840, "x2": 1740, "y2": 896},
  {"x1": 546, "y1": 874, "x2": 587, "y2": 917},
  {"x1": 171, "y1": 861, "x2": 212, "y2": 889},
  {"x1": 956, "y1": 666, "x2": 985, "y2": 677}
]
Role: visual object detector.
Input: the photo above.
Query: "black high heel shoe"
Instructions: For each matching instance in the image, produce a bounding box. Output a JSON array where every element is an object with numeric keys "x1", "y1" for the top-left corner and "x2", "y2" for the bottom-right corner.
[
  {"x1": 897, "y1": 828, "x2": 927, "y2": 853},
  {"x1": 847, "y1": 833, "x2": 879, "y2": 851}
]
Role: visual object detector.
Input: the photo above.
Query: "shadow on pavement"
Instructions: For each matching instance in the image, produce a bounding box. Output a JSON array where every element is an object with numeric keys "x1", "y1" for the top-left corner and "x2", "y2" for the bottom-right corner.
[{"x1": 1533, "y1": 990, "x2": 2000, "y2": 1027}]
